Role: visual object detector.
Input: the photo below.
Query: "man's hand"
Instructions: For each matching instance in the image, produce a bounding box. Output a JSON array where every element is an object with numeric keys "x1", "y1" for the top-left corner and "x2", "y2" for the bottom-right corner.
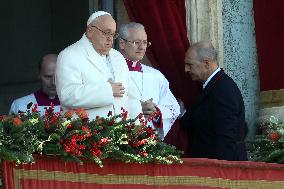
[
  {"x1": 108, "y1": 80, "x2": 125, "y2": 97},
  {"x1": 141, "y1": 98, "x2": 157, "y2": 117}
]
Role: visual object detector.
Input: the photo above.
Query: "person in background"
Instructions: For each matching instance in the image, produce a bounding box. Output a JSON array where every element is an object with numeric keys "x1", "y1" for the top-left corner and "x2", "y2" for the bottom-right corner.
[
  {"x1": 180, "y1": 41, "x2": 247, "y2": 160},
  {"x1": 55, "y1": 11, "x2": 142, "y2": 120},
  {"x1": 10, "y1": 54, "x2": 60, "y2": 116},
  {"x1": 118, "y1": 22, "x2": 180, "y2": 139}
]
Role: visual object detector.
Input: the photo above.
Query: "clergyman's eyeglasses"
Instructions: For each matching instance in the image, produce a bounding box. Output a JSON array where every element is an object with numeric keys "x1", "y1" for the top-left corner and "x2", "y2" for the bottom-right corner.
[{"x1": 121, "y1": 38, "x2": 151, "y2": 48}]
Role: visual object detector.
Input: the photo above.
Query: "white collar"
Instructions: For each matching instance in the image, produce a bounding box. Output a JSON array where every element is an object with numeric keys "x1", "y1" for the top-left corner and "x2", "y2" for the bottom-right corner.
[{"x1": 203, "y1": 68, "x2": 221, "y2": 89}]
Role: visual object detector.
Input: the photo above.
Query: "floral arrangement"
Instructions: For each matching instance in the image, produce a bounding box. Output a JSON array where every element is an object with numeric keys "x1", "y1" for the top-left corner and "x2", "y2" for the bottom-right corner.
[
  {"x1": 248, "y1": 116, "x2": 284, "y2": 163},
  {"x1": 0, "y1": 104, "x2": 182, "y2": 167}
]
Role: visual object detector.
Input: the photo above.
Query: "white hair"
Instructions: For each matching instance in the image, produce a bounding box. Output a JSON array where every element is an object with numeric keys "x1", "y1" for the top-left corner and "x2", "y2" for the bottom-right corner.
[{"x1": 118, "y1": 22, "x2": 145, "y2": 39}]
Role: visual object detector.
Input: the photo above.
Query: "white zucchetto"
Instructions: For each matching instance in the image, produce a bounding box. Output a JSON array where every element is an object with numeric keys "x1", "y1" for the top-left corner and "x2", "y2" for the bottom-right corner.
[{"x1": 87, "y1": 11, "x2": 111, "y2": 26}]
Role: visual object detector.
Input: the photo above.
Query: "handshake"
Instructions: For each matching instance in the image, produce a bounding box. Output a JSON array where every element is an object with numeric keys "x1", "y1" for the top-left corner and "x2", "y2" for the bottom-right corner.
[{"x1": 141, "y1": 98, "x2": 157, "y2": 118}]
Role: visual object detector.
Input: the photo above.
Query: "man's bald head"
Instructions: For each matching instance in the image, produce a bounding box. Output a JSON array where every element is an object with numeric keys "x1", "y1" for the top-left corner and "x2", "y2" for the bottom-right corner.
[
  {"x1": 38, "y1": 54, "x2": 58, "y2": 96},
  {"x1": 38, "y1": 54, "x2": 58, "y2": 72},
  {"x1": 184, "y1": 41, "x2": 219, "y2": 82},
  {"x1": 189, "y1": 41, "x2": 218, "y2": 63}
]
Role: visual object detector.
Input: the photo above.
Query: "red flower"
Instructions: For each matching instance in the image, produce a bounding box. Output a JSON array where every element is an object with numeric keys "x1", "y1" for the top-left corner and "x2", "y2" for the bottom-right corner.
[
  {"x1": 82, "y1": 125, "x2": 92, "y2": 137},
  {"x1": 122, "y1": 111, "x2": 128, "y2": 121},
  {"x1": 64, "y1": 110, "x2": 74, "y2": 119},
  {"x1": 13, "y1": 117, "x2": 22, "y2": 126},
  {"x1": 0, "y1": 115, "x2": 7, "y2": 121},
  {"x1": 139, "y1": 151, "x2": 148, "y2": 157},
  {"x1": 99, "y1": 137, "x2": 109, "y2": 145},
  {"x1": 31, "y1": 104, "x2": 38, "y2": 113},
  {"x1": 107, "y1": 111, "x2": 112, "y2": 117},
  {"x1": 18, "y1": 112, "x2": 25, "y2": 117},
  {"x1": 90, "y1": 142, "x2": 103, "y2": 157},
  {"x1": 150, "y1": 134, "x2": 156, "y2": 140},
  {"x1": 91, "y1": 148, "x2": 102, "y2": 157},
  {"x1": 138, "y1": 139, "x2": 147, "y2": 146},
  {"x1": 268, "y1": 132, "x2": 281, "y2": 141},
  {"x1": 146, "y1": 127, "x2": 153, "y2": 133},
  {"x1": 61, "y1": 133, "x2": 87, "y2": 156},
  {"x1": 133, "y1": 139, "x2": 148, "y2": 147},
  {"x1": 44, "y1": 103, "x2": 55, "y2": 115},
  {"x1": 108, "y1": 120, "x2": 115, "y2": 125},
  {"x1": 45, "y1": 120, "x2": 49, "y2": 128},
  {"x1": 75, "y1": 109, "x2": 88, "y2": 119},
  {"x1": 67, "y1": 123, "x2": 73, "y2": 129}
]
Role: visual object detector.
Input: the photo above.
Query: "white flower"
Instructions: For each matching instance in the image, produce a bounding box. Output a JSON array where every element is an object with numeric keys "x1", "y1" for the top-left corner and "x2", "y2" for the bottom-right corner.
[
  {"x1": 120, "y1": 140, "x2": 128, "y2": 144},
  {"x1": 147, "y1": 138, "x2": 157, "y2": 145},
  {"x1": 62, "y1": 120, "x2": 71, "y2": 127},
  {"x1": 269, "y1": 116, "x2": 278, "y2": 125},
  {"x1": 120, "y1": 134, "x2": 127, "y2": 139},
  {"x1": 29, "y1": 118, "x2": 39, "y2": 125},
  {"x1": 118, "y1": 134, "x2": 128, "y2": 144},
  {"x1": 278, "y1": 128, "x2": 284, "y2": 135}
]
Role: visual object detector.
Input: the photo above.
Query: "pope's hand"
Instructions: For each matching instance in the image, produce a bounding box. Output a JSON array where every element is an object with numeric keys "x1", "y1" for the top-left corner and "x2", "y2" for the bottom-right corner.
[{"x1": 108, "y1": 80, "x2": 125, "y2": 97}]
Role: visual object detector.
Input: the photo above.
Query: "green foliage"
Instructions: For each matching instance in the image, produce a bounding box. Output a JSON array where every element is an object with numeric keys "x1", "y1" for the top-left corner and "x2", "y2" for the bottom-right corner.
[
  {"x1": 0, "y1": 105, "x2": 182, "y2": 167},
  {"x1": 248, "y1": 116, "x2": 284, "y2": 164}
]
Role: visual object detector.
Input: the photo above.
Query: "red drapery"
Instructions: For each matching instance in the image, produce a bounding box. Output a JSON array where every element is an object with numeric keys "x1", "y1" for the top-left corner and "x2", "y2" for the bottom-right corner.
[
  {"x1": 123, "y1": 0, "x2": 200, "y2": 105},
  {"x1": 3, "y1": 156, "x2": 284, "y2": 189},
  {"x1": 123, "y1": 0, "x2": 200, "y2": 155},
  {"x1": 253, "y1": 0, "x2": 284, "y2": 91}
]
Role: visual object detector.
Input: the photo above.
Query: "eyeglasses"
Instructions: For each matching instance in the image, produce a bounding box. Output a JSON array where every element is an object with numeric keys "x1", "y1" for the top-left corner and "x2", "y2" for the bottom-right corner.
[
  {"x1": 91, "y1": 25, "x2": 119, "y2": 39},
  {"x1": 121, "y1": 38, "x2": 151, "y2": 48}
]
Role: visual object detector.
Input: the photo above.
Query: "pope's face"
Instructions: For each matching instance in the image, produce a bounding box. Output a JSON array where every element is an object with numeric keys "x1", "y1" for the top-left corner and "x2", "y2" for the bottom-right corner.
[
  {"x1": 119, "y1": 28, "x2": 148, "y2": 61},
  {"x1": 86, "y1": 15, "x2": 117, "y2": 55}
]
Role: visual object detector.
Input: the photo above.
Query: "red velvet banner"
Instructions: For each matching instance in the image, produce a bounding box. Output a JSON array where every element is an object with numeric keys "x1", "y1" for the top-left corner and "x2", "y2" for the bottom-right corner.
[
  {"x1": 254, "y1": 0, "x2": 284, "y2": 91},
  {"x1": 3, "y1": 156, "x2": 284, "y2": 189},
  {"x1": 123, "y1": 0, "x2": 201, "y2": 106}
]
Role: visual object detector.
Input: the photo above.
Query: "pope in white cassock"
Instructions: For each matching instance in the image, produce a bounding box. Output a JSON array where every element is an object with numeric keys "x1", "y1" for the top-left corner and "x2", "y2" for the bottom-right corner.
[
  {"x1": 55, "y1": 11, "x2": 142, "y2": 119},
  {"x1": 118, "y1": 22, "x2": 180, "y2": 139},
  {"x1": 10, "y1": 54, "x2": 60, "y2": 116}
]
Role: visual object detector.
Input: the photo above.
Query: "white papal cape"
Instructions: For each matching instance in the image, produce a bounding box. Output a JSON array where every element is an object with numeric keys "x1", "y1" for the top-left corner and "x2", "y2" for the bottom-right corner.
[{"x1": 55, "y1": 34, "x2": 142, "y2": 120}]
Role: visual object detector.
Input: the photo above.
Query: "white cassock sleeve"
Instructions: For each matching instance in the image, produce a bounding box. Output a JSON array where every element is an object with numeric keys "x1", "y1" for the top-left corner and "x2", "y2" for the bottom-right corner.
[
  {"x1": 156, "y1": 76, "x2": 180, "y2": 139},
  {"x1": 127, "y1": 75, "x2": 143, "y2": 119}
]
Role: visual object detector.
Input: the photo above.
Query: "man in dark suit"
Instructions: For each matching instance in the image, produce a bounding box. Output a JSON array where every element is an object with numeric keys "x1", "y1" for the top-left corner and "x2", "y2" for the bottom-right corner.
[{"x1": 180, "y1": 41, "x2": 247, "y2": 161}]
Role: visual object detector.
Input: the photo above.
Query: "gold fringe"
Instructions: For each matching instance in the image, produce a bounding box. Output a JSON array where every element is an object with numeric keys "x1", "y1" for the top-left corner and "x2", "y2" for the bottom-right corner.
[{"x1": 13, "y1": 168, "x2": 284, "y2": 189}]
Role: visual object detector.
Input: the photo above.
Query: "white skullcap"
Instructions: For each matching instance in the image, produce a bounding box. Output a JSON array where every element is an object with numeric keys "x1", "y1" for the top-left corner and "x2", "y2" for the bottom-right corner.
[{"x1": 87, "y1": 11, "x2": 111, "y2": 26}]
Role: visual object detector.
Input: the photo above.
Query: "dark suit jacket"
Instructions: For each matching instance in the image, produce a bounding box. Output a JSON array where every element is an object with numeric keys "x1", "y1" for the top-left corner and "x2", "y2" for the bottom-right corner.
[{"x1": 180, "y1": 69, "x2": 247, "y2": 161}]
